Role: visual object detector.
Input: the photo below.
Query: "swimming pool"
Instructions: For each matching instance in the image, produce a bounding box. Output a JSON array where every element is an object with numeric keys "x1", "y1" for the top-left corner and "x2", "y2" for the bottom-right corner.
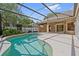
[{"x1": 1, "y1": 33, "x2": 52, "y2": 56}]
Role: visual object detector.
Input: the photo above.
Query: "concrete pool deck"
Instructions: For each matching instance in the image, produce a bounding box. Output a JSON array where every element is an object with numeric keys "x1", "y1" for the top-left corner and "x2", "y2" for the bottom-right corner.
[
  {"x1": 0, "y1": 33, "x2": 79, "y2": 56},
  {"x1": 38, "y1": 33, "x2": 79, "y2": 56},
  {"x1": 0, "y1": 37, "x2": 11, "y2": 55}
]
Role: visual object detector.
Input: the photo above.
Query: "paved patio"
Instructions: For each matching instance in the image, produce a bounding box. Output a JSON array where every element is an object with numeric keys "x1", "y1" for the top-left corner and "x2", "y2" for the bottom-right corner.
[
  {"x1": 0, "y1": 37, "x2": 11, "y2": 55},
  {"x1": 38, "y1": 33, "x2": 79, "y2": 56}
]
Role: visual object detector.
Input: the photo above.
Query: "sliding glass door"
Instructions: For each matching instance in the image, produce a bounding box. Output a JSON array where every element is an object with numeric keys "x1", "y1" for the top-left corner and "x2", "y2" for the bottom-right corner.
[{"x1": 57, "y1": 25, "x2": 64, "y2": 32}]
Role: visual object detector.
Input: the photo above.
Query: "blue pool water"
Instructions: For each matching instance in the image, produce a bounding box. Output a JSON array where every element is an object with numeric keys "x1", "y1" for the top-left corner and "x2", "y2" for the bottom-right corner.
[{"x1": 1, "y1": 33, "x2": 52, "y2": 56}]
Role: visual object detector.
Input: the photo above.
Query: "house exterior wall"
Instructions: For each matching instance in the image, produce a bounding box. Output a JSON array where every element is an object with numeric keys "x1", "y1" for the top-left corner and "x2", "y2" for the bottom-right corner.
[
  {"x1": 38, "y1": 23, "x2": 47, "y2": 32},
  {"x1": 38, "y1": 17, "x2": 75, "y2": 35},
  {"x1": 75, "y1": 4, "x2": 79, "y2": 38},
  {"x1": 75, "y1": 15, "x2": 79, "y2": 37}
]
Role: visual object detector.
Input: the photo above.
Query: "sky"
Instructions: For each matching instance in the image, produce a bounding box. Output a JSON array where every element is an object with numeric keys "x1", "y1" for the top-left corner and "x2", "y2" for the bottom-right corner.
[{"x1": 20, "y1": 3, "x2": 74, "y2": 22}]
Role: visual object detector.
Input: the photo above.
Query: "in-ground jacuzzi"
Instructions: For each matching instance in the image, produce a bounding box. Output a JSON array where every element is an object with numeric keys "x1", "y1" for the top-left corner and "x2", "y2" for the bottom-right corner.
[{"x1": 1, "y1": 33, "x2": 52, "y2": 56}]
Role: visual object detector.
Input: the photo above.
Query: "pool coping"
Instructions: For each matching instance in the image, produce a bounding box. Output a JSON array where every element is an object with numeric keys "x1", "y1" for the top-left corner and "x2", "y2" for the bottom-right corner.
[{"x1": 0, "y1": 33, "x2": 31, "y2": 42}]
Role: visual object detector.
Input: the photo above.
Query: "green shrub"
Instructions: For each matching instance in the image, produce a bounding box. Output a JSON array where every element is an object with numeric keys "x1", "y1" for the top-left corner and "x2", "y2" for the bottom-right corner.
[{"x1": 3, "y1": 28, "x2": 23, "y2": 36}]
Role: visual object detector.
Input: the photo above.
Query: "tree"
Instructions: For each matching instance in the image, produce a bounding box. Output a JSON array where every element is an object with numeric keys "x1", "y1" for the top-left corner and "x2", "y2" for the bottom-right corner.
[
  {"x1": 0, "y1": 3, "x2": 33, "y2": 29},
  {"x1": 0, "y1": 3, "x2": 19, "y2": 28},
  {"x1": 0, "y1": 12, "x2": 2, "y2": 36},
  {"x1": 18, "y1": 16, "x2": 33, "y2": 27}
]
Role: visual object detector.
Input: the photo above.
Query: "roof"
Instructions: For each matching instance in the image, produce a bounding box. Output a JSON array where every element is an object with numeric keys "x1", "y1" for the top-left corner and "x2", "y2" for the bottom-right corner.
[
  {"x1": 63, "y1": 10, "x2": 73, "y2": 16},
  {"x1": 43, "y1": 10, "x2": 73, "y2": 20},
  {"x1": 38, "y1": 10, "x2": 74, "y2": 24}
]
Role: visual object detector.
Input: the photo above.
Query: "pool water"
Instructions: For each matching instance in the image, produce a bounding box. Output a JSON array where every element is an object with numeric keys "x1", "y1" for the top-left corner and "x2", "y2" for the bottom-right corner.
[{"x1": 1, "y1": 33, "x2": 52, "y2": 56}]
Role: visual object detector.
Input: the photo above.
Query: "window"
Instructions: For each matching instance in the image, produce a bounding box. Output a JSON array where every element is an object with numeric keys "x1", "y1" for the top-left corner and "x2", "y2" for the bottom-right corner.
[{"x1": 67, "y1": 22, "x2": 74, "y2": 31}]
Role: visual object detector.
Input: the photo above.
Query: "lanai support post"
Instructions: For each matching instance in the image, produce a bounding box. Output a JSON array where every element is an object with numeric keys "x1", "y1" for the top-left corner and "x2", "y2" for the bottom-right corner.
[{"x1": 47, "y1": 23, "x2": 49, "y2": 32}]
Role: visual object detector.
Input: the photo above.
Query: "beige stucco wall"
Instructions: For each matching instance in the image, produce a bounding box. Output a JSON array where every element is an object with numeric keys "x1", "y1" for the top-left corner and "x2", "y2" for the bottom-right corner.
[
  {"x1": 38, "y1": 16, "x2": 75, "y2": 35},
  {"x1": 74, "y1": 4, "x2": 79, "y2": 38},
  {"x1": 38, "y1": 23, "x2": 47, "y2": 32}
]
